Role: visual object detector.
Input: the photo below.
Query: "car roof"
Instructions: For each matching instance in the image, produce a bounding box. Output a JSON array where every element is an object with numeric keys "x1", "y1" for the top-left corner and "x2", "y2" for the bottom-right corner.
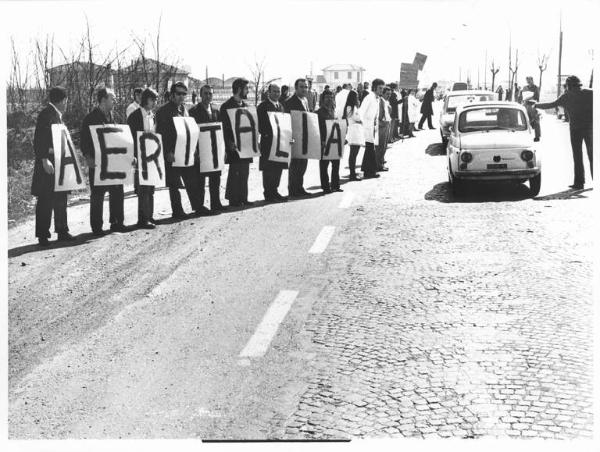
[
  {"x1": 455, "y1": 101, "x2": 526, "y2": 114},
  {"x1": 445, "y1": 90, "x2": 495, "y2": 97}
]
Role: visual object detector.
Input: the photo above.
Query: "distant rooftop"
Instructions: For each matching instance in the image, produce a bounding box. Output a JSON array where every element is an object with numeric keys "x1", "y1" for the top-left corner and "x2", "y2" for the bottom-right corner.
[{"x1": 322, "y1": 64, "x2": 366, "y2": 71}]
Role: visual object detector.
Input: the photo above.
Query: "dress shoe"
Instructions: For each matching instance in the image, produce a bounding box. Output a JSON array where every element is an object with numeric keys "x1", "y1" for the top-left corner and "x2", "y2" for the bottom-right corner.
[
  {"x1": 229, "y1": 201, "x2": 243, "y2": 207},
  {"x1": 211, "y1": 204, "x2": 228, "y2": 212},
  {"x1": 171, "y1": 211, "x2": 187, "y2": 220},
  {"x1": 322, "y1": 187, "x2": 332, "y2": 194},
  {"x1": 349, "y1": 174, "x2": 362, "y2": 181},
  {"x1": 110, "y1": 224, "x2": 130, "y2": 233},
  {"x1": 137, "y1": 222, "x2": 156, "y2": 230},
  {"x1": 57, "y1": 232, "x2": 75, "y2": 241},
  {"x1": 92, "y1": 229, "x2": 107, "y2": 237},
  {"x1": 149, "y1": 217, "x2": 158, "y2": 224},
  {"x1": 333, "y1": 188, "x2": 344, "y2": 192},
  {"x1": 569, "y1": 184, "x2": 584, "y2": 190},
  {"x1": 299, "y1": 190, "x2": 312, "y2": 197},
  {"x1": 243, "y1": 200, "x2": 255, "y2": 206},
  {"x1": 274, "y1": 193, "x2": 288, "y2": 202},
  {"x1": 38, "y1": 237, "x2": 50, "y2": 246},
  {"x1": 533, "y1": 137, "x2": 540, "y2": 142},
  {"x1": 380, "y1": 167, "x2": 389, "y2": 172},
  {"x1": 363, "y1": 173, "x2": 380, "y2": 179},
  {"x1": 194, "y1": 206, "x2": 215, "y2": 216}
]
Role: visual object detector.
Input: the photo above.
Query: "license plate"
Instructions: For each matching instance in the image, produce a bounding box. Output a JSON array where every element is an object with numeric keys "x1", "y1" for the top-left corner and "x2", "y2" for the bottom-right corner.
[{"x1": 487, "y1": 163, "x2": 507, "y2": 169}]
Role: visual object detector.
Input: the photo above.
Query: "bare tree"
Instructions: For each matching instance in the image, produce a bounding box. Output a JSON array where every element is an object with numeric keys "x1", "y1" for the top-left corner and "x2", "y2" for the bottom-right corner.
[
  {"x1": 248, "y1": 55, "x2": 267, "y2": 105},
  {"x1": 490, "y1": 60, "x2": 500, "y2": 91},
  {"x1": 537, "y1": 53, "x2": 549, "y2": 94},
  {"x1": 8, "y1": 37, "x2": 31, "y2": 111},
  {"x1": 508, "y1": 49, "x2": 519, "y2": 100}
]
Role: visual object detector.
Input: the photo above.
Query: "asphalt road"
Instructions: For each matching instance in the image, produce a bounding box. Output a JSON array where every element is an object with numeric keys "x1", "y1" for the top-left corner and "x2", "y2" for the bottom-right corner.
[{"x1": 8, "y1": 111, "x2": 594, "y2": 440}]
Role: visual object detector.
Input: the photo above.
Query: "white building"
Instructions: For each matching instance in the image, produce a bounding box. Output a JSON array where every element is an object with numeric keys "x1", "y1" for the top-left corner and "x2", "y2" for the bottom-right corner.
[{"x1": 312, "y1": 64, "x2": 366, "y2": 92}]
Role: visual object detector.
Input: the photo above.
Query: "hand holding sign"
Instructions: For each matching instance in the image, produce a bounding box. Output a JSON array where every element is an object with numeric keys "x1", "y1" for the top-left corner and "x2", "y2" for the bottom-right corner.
[
  {"x1": 43, "y1": 159, "x2": 55, "y2": 175},
  {"x1": 51, "y1": 124, "x2": 85, "y2": 191}
]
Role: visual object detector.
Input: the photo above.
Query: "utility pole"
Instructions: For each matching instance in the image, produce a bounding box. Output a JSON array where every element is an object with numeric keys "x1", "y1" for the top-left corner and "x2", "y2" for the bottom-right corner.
[
  {"x1": 205, "y1": 65, "x2": 208, "y2": 84},
  {"x1": 557, "y1": 12, "x2": 563, "y2": 98},
  {"x1": 484, "y1": 49, "x2": 488, "y2": 89},
  {"x1": 477, "y1": 66, "x2": 480, "y2": 89},
  {"x1": 508, "y1": 30, "x2": 512, "y2": 99}
]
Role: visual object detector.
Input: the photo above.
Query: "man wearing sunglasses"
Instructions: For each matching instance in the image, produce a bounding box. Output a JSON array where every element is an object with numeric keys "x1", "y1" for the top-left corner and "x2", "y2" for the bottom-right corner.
[{"x1": 155, "y1": 82, "x2": 203, "y2": 218}]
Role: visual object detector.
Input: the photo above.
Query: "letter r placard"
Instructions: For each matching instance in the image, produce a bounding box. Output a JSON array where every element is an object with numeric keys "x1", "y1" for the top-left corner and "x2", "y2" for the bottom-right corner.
[
  {"x1": 136, "y1": 131, "x2": 164, "y2": 186},
  {"x1": 51, "y1": 124, "x2": 86, "y2": 191},
  {"x1": 89, "y1": 125, "x2": 134, "y2": 186}
]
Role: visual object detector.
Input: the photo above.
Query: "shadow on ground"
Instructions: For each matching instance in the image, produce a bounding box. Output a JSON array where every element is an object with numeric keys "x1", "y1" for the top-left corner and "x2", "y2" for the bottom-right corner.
[
  {"x1": 425, "y1": 143, "x2": 447, "y2": 156},
  {"x1": 533, "y1": 188, "x2": 592, "y2": 201},
  {"x1": 425, "y1": 181, "x2": 534, "y2": 203}
]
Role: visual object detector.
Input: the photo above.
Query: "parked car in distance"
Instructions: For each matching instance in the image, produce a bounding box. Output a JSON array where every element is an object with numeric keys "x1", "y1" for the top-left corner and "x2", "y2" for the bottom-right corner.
[
  {"x1": 447, "y1": 101, "x2": 542, "y2": 196},
  {"x1": 452, "y1": 82, "x2": 468, "y2": 91},
  {"x1": 440, "y1": 90, "x2": 498, "y2": 144}
]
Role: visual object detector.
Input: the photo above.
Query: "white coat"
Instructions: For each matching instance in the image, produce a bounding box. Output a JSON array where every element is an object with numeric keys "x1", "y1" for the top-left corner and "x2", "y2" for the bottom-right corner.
[
  {"x1": 408, "y1": 94, "x2": 420, "y2": 123},
  {"x1": 359, "y1": 92, "x2": 379, "y2": 144}
]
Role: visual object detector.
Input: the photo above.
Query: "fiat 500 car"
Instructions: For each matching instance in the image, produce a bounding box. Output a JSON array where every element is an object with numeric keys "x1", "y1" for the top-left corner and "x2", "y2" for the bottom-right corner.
[
  {"x1": 440, "y1": 90, "x2": 498, "y2": 144},
  {"x1": 447, "y1": 101, "x2": 542, "y2": 196}
]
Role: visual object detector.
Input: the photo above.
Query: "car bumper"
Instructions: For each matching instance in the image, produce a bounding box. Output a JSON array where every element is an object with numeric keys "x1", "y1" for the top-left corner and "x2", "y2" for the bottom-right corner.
[{"x1": 455, "y1": 168, "x2": 541, "y2": 181}]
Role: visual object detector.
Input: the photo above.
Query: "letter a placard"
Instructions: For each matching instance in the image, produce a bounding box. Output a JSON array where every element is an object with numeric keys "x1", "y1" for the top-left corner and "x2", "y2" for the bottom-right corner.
[
  {"x1": 51, "y1": 124, "x2": 85, "y2": 191},
  {"x1": 290, "y1": 111, "x2": 321, "y2": 159},
  {"x1": 226, "y1": 107, "x2": 260, "y2": 159},
  {"x1": 267, "y1": 112, "x2": 292, "y2": 165},
  {"x1": 173, "y1": 117, "x2": 199, "y2": 167},
  {"x1": 321, "y1": 119, "x2": 348, "y2": 161},
  {"x1": 90, "y1": 125, "x2": 134, "y2": 186},
  {"x1": 136, "y1": 131, "x2": 164, "y2": 186},
  {"x1": 197, "y1": 122, "x2": 225, "y2": 173}
]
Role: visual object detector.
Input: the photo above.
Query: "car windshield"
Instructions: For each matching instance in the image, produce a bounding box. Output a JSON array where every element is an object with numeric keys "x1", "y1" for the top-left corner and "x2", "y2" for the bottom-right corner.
[
  {"x1": 458, "y1": 107, "x2": 528, "y2": 132},
  {"x1": 446, "y1": 94, "x2": 495, "y2": 113}
]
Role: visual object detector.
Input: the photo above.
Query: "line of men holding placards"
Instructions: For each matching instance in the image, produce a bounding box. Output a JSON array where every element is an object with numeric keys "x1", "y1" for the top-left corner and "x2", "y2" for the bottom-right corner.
[{"x1": 31, "y1": 76, "x2": 391, "y2": 245}]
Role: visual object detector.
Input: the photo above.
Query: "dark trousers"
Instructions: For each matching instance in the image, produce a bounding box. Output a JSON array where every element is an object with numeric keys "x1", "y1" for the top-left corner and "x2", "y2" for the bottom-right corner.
[
  {"x1": 361, "y1": 142, "x2": 378, "y2": 176},
  {"x1": 262, "y1": 167, "x2": 283, "y2": 199},
  {"x1": 319, "y1": 160, "x2": 340, "y2": 190},
  {"x1": 137, "y1": 185, "x2": 154, "y2": 224},
  {"x1": 288, "y1": 158, "x2": 308, "y2": 195},
  {"x1": 570, "y1": 127, "x2": 593, "y2": 185},
  {"x1": 90, "y1": 184, "x2": 124, "y2": 232},
  {"x1": 349, "y1": 145, "x2": 360, "y2": 176},
  {"x1": 225, "y1": 161, "x2": 250, "y2": 203},
  {"x1": 199, "y1": 172, "x2": 222, "y2": 208},
  {"x1": 35, "y1": 191, "x2": 68, "y2": 238},
  {"x1": 418, "y1": 114, "x2": 434, "y2": 129},
  {"x1": 169, "y1": 166, "x2": 202, "y2": 215},
  {"x1": 390, "y1": 118, "x2": 399, "y2": 140},
  {"x1": 377, "y1": 123, "x2": 389, "y2": 170}
]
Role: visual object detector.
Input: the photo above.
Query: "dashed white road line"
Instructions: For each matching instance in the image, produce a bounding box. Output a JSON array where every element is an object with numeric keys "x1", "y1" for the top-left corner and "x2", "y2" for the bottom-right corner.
[
  {"x1": 338, "y1": 191, "x2": 355, "y2": 209},
  {"x1": 308, "y1": 226, "x2": 336, "y2": 254},
  {"x1": 238, "y1": 290, "x2": 300, "y2": 360}
]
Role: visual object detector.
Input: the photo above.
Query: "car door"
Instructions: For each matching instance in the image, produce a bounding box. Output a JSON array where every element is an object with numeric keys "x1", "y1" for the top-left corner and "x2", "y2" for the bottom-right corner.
[{"x1": 447, "y1": 114, "x2": 460, "y2": 173}]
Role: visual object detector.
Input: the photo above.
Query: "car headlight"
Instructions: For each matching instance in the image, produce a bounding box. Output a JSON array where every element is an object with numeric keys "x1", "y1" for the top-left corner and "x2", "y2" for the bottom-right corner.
[
  {"x1": 521, "y1": 150, "x2": 534, "y2": 161},
  {"x1": 460, "y1": 152, "x2": 473, "y2": 163}
]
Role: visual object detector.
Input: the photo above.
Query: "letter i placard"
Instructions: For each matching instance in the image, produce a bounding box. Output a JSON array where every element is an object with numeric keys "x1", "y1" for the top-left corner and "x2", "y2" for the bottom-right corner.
[
  {"x1": 172, "y1": 117, "x2": 199, "y2": 167},
  {"x1": 51, "y1": 124, "x2": 85, "y2": 191}
]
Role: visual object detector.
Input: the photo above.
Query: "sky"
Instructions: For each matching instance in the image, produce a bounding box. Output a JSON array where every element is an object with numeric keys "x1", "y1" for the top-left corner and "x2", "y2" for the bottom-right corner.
[{"x1": 2, "y1": 0, "x2": 598, "y2": 93}]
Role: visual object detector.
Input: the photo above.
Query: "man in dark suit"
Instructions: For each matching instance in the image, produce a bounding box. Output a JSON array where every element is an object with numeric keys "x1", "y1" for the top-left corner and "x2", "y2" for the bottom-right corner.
[
  {"x1": 31, "y1": 86, "x2": 73, "y2": 246},
  {"x1": 257, "y1": 83, "x2": 288, "y2": 203},
  {"x1": 417, "y1": 82, "x2": 437, "y2": 130},
  {"x1": 388, "y1": 83, "x2": 400, "y2": 140},
  {"x1": 155, "y1": 82, "x2": 204, "y2": 218},
  {"x1": 189, "y1": 84, "x2": 226, "y2": 213},
  {"x1": 219, "y1": 78, "x2": 254, "y2": 207},
  {"x1": 285, "y1": 78, "x2": 312, "y2": 198},
  {"x1": 317, "y1": 90, "x2": 342, "y2": 193},
  {"x1": 80, "y1": 88, "x2": 128, "y2": 235},
  {"x1": 127, "y1": 87, "x2": 159, "y2": 229}
]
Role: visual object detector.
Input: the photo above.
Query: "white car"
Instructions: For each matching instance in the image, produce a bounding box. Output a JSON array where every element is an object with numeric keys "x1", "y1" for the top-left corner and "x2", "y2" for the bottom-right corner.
[
  {"x1": 447, "y1": 101, "x2": 542, "y2": 196},
  {"x1": 439, "y1": 90, "x2": 498, "y2": 144}
]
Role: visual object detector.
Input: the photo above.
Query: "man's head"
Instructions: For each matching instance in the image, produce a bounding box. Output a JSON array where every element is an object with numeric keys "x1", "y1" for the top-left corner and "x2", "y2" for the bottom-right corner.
[
  {"x1": 526, "y1": 76, "x2": 534, "y2": 86},
  {"x1": 357, "y1": 84, "x2": 363, "y2": 92},
  {"x1": 307, "y1": 79, "x2": 313, "y2": 89},
  {"x1": 432, "y1": 82, "x2": 438, "y2": 90},
  {"x1": 133, "y1": 87, "x2": 143, "y2": 104},
  {"x1": 200, "y1": 85, "x2": 213, "y2": 104},
  {"x1": 389, "y1": 83, "x2": 398, "y2": 91},
  {"x1": 565, "y1": 75, "x2": 582, "y2": 91},
  {"x1": 232, "y1": 78, "x2": 249, "y2": 99},
  {"x1": 383, "y1": 86, "x2": 391, "y2": 100},
  {"x1": 294, "y1": 78, "x2": 308, "y2": 98},
  {"x1": 321, "y1": 90, "x2": 334, "y2": 109},
  {"x1": 363, "y1": 81, "x2": 369, "y2": 90},
  {"x1": 141, "y1": 87, "x2": 158, "y2": 110},
  {"x1": 170, "y1": 81, "x2": 188, "y2": 106},
  {"x1": 267, "y1": 83, "x2": 281, "y2": 102},
  {"x1": 324, "y1": 85, "x2": 330, "y2": 91},
  {"x1": 371, "y1": 78, "x2": 385, "y2": 96},
  {"x1": 49, "y1": 86, "x2": 68, "y2": 111},
  {"x1": 97, "y1": 87, "x2": 116, "y2": 111}
]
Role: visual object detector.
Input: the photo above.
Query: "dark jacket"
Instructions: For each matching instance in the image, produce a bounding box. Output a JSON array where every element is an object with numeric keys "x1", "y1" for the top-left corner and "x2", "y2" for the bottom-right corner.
[
  {"x1": 317, "y1": 106, "x2": 335, "y2": 158},
  {"x1": 257, "y1": 99, "x2": 288, "y2": 171},
  {"x1": 189, "y1": 102, "x2": 222, "y2": 174},
  {"x1": 31, "y1": 105, "x2": 64, "y2": 196},
  {"x1": 536, "y1": 89, "x2": 593, "y2": 130},
  {"x1": 420, "y1": 88, "x2": 435, "y2": 116},
  {"x1": 284, "y1": 94, "x2": 308, "y2": 113},
  {"x1": 155, "y1": 101, "x2": 187, "y2": 187},
  {"x1": 126, "y1": 107, "x2": 153, "y2": 189},
  {"x1": 219, "y1": 96, "x2": 253, "y2": 165},
  {"x1": 389, "y1": 91, "x2": 400, "y2": 119}
]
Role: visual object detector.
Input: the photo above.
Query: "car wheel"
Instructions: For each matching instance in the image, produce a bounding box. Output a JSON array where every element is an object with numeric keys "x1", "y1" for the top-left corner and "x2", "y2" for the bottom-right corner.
[{"x1": 529, "y1": 173, "x2": 541, "y2": 197}]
